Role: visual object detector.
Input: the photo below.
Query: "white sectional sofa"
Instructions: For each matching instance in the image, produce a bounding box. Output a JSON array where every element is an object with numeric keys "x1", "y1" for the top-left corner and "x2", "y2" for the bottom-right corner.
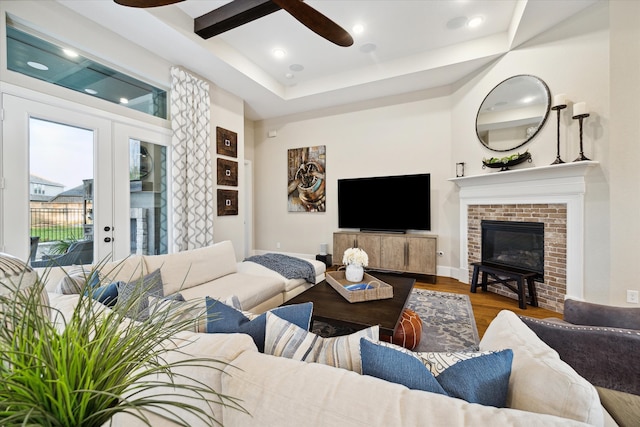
[
  {"x1": 45, "y1": 290, "x2": 612, "y2": 427},
  {"x1": 39, "y1": 240, "x2": 325, "y2": 313},
  {"x1": 39, "y1": 243, "x2": 615, "y2": 426}
]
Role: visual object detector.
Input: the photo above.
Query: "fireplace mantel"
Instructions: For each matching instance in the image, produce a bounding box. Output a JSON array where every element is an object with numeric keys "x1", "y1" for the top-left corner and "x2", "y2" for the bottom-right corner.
[
  {"x1": 449, "y1": 161, "x2": 599, "y2": 301},
  {"x1": 449, "y1": 161, "x2": 599, "y2": 195}
]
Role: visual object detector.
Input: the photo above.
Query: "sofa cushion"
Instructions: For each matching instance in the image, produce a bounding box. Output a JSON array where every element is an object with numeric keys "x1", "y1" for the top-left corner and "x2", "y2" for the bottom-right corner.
[
  {"x1": 101, "y1": 256, "x2": 147, "y2": 283},
  {"x1": 179, "y1": 273, "x2": 285, "y2": 312},
  {"x1": 222, "y1": 350, "x2": 592, "y2": 427},
  {"x1": 113, "y1": 331, "x2": 257, "y2": 427},
  {"x1": 264, "y1": 311, "x2": 378, "y2": 374},
  {"x1": 143, "y1": 241, "x2": 238, "y2": 296},
  {"x1": 205, "y1": 298, "x2": 313, "y2": 352},
  {"x1": 360, "y1": 338, "x2": 513, "y2": 407},
  {"x1": 480, "y1": 310, "x2": 603, "y2": 425}
]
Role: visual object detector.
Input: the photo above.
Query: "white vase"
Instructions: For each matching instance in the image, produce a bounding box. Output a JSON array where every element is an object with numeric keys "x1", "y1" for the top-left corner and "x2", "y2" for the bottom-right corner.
[{"x1": 345, "y1": 264, "x2": 364, "y2": 282}]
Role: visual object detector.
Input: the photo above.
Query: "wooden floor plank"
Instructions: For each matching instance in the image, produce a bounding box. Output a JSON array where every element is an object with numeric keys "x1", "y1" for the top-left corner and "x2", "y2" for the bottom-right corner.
[{"x1": 414, "y1": 276, "x2": 562, "y2": 338}]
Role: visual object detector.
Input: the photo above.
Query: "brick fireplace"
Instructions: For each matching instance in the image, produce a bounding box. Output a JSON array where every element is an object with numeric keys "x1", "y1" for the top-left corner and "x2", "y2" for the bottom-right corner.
[
  {"x1": 451, "y1": 162, "x2": 598, "y2": 313},
  {"x1": 468, "y1": 204, "x2": 567, "y2": 311}
]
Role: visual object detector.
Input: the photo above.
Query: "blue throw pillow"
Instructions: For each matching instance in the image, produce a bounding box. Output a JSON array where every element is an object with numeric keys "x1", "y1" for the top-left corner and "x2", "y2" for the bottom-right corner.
[
  {"x1": 205, "y1": 298, "x2": 313, "y2": 352},
  {"x1": 360, "y1": 338, "x2": 513, "y2": 407},
  {"x1": 91, "y1": 281, "x2": 120, "y2": 307}
]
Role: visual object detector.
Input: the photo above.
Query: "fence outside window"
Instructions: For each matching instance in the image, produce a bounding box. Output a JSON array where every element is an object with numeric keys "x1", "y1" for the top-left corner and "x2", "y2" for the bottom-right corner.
[{"x1": 30, "y1": 207, "x2": 91, "y2": 242}]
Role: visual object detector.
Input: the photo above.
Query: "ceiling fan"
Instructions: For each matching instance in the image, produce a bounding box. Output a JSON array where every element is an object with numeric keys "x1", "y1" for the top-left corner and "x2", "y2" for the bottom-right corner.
[{"x1": 114, "y1": 0, "x2": 354, "y2": 47}]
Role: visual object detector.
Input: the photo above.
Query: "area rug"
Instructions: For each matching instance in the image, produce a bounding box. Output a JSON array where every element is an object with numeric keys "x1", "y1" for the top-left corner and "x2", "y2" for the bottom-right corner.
[{"x1": 312, "y1": 289, "x2": 480, "y2": 352}]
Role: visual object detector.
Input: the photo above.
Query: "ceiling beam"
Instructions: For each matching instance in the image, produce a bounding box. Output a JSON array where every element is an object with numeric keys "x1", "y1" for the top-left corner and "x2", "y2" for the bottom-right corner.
[{"x1": 195, "y1": 0, "x2": 282, "y2": 39}]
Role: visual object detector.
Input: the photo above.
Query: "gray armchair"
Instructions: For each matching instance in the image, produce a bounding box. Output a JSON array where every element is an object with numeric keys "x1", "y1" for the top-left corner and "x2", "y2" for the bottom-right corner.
[
  {"x1": 520, "y1": 299, "x2": 640, "y2": 427},
  {"x1": 31, "y1": 240, "x2": 94, "y2": 268}
]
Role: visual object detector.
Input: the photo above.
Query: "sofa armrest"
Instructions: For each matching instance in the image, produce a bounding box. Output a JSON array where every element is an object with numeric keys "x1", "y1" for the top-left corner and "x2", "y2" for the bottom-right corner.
[
  {"x1": 564, "y1": 299, "x2": 640, "y2": 330},
  {"x1": 520, "y1": 316, "x2": 640, "y2": 396}
]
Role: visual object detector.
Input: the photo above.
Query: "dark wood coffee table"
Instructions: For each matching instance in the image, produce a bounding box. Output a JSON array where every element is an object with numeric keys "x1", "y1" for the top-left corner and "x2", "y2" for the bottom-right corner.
[{"x1": 283, "y1": 272, "x2": 416, "y2": 336}]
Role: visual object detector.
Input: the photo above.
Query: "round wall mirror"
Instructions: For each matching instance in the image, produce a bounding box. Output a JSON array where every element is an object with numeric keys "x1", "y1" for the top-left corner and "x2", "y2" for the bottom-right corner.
[{"x1": 476, "y1": 75, "x2": 551, "y2": 152}]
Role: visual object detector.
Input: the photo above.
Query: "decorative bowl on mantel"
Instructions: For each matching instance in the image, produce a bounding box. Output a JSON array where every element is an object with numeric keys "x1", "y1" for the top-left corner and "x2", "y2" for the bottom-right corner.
[{"x1": 482, "y1": 151, "x2": 532, "y2": 171}]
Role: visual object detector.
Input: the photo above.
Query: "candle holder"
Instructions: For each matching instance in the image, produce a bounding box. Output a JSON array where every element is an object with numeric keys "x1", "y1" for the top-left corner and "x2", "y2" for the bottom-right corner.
[
  {"x1": 572, "y1": 112, "x2": 591, "y2": 161},
  {"x1": 551, "y1": 103, "x2": 567, "y2": 164}
]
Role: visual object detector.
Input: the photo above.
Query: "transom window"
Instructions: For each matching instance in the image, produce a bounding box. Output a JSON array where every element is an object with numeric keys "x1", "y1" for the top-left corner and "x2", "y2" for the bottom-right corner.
[{"x1": 6, "y1": 21, "x2": 167, "y2": 119}]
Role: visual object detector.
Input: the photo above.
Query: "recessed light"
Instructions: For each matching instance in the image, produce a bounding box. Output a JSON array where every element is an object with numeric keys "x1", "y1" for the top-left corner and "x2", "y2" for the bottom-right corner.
[
  {"x1": 272, "y1": 48, "x2": 287, "y2": 59},
  {"x1": 63, "y1": 48, "x2": 79, "y2": 58},
  {"x1": 289, "y1": 64, "x2": 304, "y2": 72},
  {"x1": 467, "y1": 16, "x2": 484, "y2": 28},
  {"x1": 285, "y1": 73, "x2": 294, "y2": 79},
  {"x1": 85, "y1": 88, "x2": 98, "y2": 95},
  {"x1": 352, "y1": 24, "x2": 364, "y2": 35},
  {"x1": 119, "y1": 98, "x2": 129, "y2": 104},
  {"x1": 27, "y1": 61, "x2": 48, "y2": 71}
]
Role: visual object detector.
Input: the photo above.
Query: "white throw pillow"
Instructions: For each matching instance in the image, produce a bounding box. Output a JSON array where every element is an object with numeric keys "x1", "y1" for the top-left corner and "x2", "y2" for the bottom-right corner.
[{"x1": 479, "y1": 310, "x2": 603, "y2": 425}]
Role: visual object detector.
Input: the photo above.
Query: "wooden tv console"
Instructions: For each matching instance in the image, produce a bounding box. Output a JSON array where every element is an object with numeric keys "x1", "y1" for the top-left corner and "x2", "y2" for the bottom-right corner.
[{"x1": 333, "y1": 231, "x2": 437, "y2": 281}]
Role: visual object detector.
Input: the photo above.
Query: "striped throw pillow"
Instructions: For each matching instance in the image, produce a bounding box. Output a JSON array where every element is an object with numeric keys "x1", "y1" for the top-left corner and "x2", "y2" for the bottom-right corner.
[{"x1": 264, "y1": 311, "x2": 378, "y2": 373}]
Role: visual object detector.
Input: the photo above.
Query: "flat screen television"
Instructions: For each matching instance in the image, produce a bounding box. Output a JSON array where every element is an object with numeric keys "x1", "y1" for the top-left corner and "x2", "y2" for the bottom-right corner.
[{"x1": 338, "y1": 173, "x2": 431, "y2": 232}]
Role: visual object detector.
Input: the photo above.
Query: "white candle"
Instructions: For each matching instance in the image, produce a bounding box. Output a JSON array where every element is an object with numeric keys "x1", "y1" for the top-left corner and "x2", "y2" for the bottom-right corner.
[
  {"x1": 573, "y1": 102, "x2": 588, "y2": 117},
  {"x1": 553, "y1": 93, "x2": 567, "y2": 107}
]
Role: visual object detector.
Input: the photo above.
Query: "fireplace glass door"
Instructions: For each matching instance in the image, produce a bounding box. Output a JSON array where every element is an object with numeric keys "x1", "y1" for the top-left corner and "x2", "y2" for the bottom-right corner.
[{"x1": 481, "y1": 220, "x2": 544, "y2": 280}]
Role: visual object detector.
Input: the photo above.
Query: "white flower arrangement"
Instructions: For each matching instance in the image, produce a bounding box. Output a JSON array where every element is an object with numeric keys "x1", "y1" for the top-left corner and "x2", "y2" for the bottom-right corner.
[{"x1": 342, "y1": 247, "x2": 369, "y2": 267}]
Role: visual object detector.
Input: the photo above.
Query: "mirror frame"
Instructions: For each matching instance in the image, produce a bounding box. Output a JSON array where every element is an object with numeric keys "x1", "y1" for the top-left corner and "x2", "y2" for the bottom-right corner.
[{"x1": 475, "y1": 74, "x2": 551, "y2": 152}]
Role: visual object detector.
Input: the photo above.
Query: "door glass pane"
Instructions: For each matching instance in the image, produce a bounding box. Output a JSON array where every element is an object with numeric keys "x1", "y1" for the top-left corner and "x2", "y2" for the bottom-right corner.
[
  {"x1": 129, "y1": 139, "x2": 168, "y2": 255},
  {"x1": 29, "y1": 118, "x2": 94, "y2": 266}
]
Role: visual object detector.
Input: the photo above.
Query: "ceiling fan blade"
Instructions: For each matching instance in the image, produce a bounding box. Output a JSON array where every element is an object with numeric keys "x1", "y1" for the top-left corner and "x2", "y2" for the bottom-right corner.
[
  {"x1": 271, "y1": 0, "x2": 353, "y2": 47},
  {"x1": 114, "y1": 0, "x2": 184, "y2": 8}
]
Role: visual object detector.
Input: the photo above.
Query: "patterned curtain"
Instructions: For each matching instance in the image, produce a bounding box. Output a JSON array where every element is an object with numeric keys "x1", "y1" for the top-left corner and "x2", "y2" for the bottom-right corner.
[{"x1": 170, "y1": 67, "x2": 214, "y2": 252}]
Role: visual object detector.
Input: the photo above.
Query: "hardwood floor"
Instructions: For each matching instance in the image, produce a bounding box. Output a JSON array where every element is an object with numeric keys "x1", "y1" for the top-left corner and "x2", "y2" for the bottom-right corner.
[{"x1": 414, "y1": 275, "x2": 562, "y2": 338}]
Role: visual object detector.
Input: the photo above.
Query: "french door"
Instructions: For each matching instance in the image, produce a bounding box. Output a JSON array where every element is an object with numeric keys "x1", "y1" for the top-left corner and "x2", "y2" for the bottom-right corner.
[{"x1": 1, "y1": 93, "x2": 170, "y2": 264}]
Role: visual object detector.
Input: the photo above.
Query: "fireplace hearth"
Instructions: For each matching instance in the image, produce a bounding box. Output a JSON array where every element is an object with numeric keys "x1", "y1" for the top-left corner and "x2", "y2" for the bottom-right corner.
[{"x1": 481, "y1": 220, "x2": 544, "y2": 281}]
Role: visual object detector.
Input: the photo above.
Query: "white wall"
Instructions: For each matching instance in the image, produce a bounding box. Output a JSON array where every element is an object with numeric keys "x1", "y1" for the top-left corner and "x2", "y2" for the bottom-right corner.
[
  {"x1": 253, "y1": 88, "x2": 455, "y2": 271},
  {"x1": 210, "y1": 86, "x2": 246, "y2": 259},
  {"x1": 609, "y1": 0, "x2": 640, "y2": 306},
  {"x1": 450, "y1": 2, "x2": 610, "y2": 301},
  {"x1": 251, "y1": 1, "x2": 617, "y2": 302}
]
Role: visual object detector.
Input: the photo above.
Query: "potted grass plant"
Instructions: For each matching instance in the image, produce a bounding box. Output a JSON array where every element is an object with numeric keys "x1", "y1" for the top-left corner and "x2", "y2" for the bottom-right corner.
[{"x1": 0, "y1": 253, "x2": 245, "y2": 426}]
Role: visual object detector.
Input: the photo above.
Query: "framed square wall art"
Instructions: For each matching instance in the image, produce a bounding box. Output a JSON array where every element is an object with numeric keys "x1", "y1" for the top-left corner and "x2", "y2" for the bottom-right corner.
[
  {"x1": 287, "y1": 145, "x2": 326, "y2": 212},
  {"x1": 217, "y1": 158, "x2": 238, "y2": 186},
  {"x1": 217, "y1": 189, "x2": 238, "y2": 216},
  {"x1": 216, "y1": 126, "x2": 237, "y2": 158}
]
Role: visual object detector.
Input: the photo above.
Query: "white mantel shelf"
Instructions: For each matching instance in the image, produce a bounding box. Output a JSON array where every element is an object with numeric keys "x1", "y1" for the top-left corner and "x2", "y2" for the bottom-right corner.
[
  {"x1": 449, "y1": 161, "x2": 599, "y2": 188},
  {"x1": 451, "y1": 160, "x2": 599, "y2": 301}
]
